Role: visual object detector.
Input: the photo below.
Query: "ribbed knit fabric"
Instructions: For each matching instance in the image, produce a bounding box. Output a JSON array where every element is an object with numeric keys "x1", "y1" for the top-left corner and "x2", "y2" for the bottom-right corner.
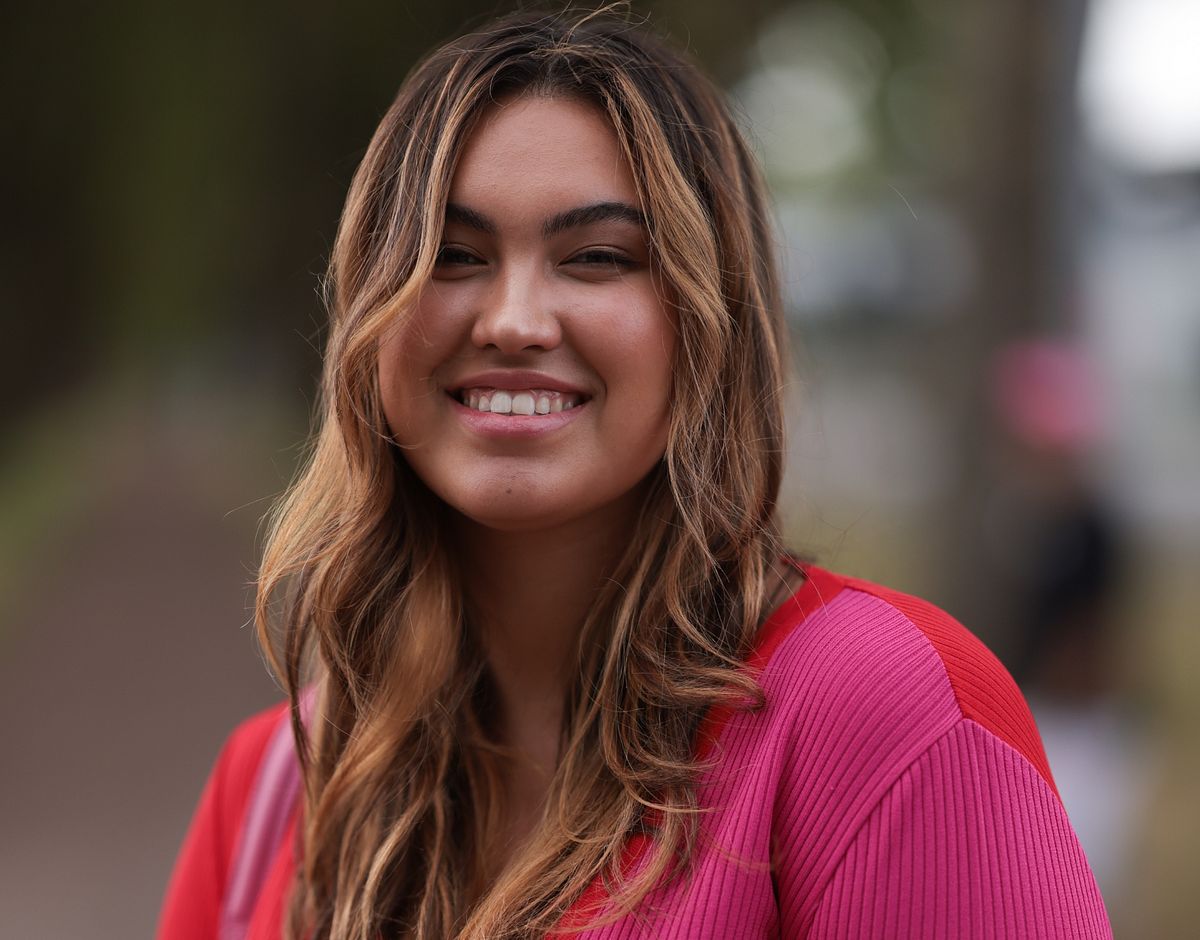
[
  {"x1": 156, "y1": 560, "x2": 1112, "y2": 939},
  {"x1": 807, "y1": 721, "x2": 1109, "y2": 938}
]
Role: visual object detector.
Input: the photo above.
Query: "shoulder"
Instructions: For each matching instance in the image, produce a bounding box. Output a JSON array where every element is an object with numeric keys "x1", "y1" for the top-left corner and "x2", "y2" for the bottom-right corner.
[
  {"x1": 217, "y1": 700, "x2": 292, "y2": 790},
  {"x1": 835, "y1": 566, "x2": 1057, "y2": 794},
  {"x1": 155, "y1": 700, "x2": 291, "y2": 939},
  {"x1": 206, "y1": 700, "x2": 292, "y2": 847},
  {"x1": 757, "y1": 560, "x2": 1057, "y2": 799},
  {"x1": 754, "y1": 563, "x2": 1108, "y2": 935}
]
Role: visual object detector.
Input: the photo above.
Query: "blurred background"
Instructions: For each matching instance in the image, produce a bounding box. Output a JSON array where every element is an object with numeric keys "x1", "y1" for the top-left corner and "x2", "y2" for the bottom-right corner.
[{"x1": 2, "y1": 0, "x2": 1197, "y2": 935}]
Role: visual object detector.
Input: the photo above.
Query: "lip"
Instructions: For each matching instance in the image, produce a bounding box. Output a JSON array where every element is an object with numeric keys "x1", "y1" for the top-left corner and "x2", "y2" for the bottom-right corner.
[
  {"x1": 447, "y1": 392, "x2": 588, "y2": 438},
  {"x1": 447, "y1": 369, "x2": 590, "y2": 397}
]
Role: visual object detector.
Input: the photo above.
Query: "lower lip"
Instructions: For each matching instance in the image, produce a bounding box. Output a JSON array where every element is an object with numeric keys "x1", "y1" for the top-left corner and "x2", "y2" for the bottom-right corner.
[{"x1": 447, "y1": 392, "x2": 589, "y2": 437}]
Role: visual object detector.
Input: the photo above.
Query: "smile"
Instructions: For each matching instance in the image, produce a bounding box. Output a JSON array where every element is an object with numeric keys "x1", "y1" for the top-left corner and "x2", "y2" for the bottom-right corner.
[
  {"x1": 447, "y1": 389, "x2": 589, "y2": 437},
  {"x1": 456, "y1": 387, "x2": 586, "y2": 414}
]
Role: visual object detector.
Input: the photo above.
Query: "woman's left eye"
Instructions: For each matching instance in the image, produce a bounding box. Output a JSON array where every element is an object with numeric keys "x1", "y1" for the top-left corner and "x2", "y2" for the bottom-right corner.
[{"x1": 566, "y1": 249, "x2": 635, "y2": 268}]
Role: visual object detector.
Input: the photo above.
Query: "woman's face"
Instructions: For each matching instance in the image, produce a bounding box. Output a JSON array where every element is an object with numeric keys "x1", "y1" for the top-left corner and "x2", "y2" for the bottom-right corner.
[{"x1": 378, "y1": 94, "x2": 676, "y2": 533}]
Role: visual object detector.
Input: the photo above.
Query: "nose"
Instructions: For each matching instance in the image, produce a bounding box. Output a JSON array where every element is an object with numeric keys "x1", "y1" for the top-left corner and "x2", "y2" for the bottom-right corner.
[{"x1": 469, "y1": 263, "x2": 562, "y2": 353}]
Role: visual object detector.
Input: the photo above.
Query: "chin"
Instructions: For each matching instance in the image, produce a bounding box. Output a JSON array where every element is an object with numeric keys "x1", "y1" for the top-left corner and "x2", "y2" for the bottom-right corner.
[
  {"x1": 418, "y1": 470, "x2": 572, "y2": 530},
  {"x1": 410, "y1": 462, "x2": 661, "y2": 536},
  {"x1": 449, "y1": 495, "x2": 585, "y2": 533}
]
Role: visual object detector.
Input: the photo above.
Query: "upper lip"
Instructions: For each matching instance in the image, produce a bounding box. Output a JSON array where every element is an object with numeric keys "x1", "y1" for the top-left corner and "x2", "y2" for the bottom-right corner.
[{"x1": 447, "y1": 370, "x2": 590, "y2": 397}]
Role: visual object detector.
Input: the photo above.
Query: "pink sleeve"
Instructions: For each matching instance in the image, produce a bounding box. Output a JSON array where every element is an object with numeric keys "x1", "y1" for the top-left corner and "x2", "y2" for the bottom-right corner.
[{"x1": 808, "y1": 719, "x2": 1112, "y2": 939}]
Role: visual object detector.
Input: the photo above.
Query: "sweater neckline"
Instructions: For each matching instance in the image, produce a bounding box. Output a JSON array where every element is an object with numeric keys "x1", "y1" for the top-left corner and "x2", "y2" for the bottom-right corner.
[
  {"x1": 693, "y1": 557, "x2": 843, "y2": 763},
  {"x1": 547, "y1": 556, "x2": 846, "y2": 938}
]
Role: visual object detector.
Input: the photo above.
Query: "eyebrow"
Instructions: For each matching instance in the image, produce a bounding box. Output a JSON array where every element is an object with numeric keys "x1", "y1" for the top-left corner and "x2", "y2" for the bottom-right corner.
[{"x1": 443, "y1": 201, "x2": 647, "y2": 239}]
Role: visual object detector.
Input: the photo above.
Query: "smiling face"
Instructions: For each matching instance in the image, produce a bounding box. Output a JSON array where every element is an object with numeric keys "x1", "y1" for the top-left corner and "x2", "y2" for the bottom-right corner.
[{"x1": 377, "y1": 94, "x2": 676, "y2": 533}]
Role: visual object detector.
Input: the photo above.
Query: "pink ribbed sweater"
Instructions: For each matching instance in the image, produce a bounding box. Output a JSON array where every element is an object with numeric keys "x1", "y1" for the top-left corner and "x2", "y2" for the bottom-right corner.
[{"x1": 157, "y1": 560, "x2": 1112, "y2": 939}]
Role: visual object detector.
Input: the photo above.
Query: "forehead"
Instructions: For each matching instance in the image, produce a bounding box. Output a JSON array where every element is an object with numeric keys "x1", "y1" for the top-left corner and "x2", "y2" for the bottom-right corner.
[{"x1": 448, "y1": 94, "x2": 639, "y2": 210}]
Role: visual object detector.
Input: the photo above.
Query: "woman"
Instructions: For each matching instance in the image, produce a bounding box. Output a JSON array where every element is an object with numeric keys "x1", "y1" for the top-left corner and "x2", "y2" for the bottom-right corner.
[{"x1": 157, "y1": 7, "x2": 1113, "y2": 939}]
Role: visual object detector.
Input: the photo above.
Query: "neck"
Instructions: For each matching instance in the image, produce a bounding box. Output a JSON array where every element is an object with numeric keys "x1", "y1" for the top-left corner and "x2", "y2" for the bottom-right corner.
[{"x1": 450, "y1": 495, "x2": 641, "y2": 764}]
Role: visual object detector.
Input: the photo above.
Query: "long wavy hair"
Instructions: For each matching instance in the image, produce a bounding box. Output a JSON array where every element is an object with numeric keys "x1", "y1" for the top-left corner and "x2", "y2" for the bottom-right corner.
[{"x1": 254, "y1": 6, "x2": 797, "y2": 938}]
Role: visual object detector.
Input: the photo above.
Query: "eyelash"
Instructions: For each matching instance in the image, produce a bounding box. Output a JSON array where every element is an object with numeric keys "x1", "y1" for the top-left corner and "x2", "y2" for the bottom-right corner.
[
  {"x1": 434, "y1": 246, "x2": 634, "y2": 268},
  {"x1": 570, "y1": 249, "x2": 634, "y2": 267},
  {"x1": 435, "y1": 246, "x2": 481, "y2": 266}
]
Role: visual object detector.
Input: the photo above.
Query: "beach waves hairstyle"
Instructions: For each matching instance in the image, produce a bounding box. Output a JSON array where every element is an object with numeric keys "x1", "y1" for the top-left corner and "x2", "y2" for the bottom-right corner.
[{"x1": 255, "y1": 5, "x2": 795, "y2": 938}]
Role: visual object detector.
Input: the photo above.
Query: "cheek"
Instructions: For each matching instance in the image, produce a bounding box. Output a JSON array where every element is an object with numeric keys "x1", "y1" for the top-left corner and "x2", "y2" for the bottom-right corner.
[
  {"x1": 378, "y1": 366, "x2": 441, "y2": 460},
  {"x1": 376, "y1": 305, "x2": 460, "y2": 439},
  {"x1": 640, "y1": 311, "x2": 678, "y2": 458},
  {"x1": 592, "y1": 304, "x2": 676, "y2": 448},
  {"x1": 629, "y1": 300, "x2": 677, "y2": 405},
  {"x1": 376, "y1": 334, "x2": 414, "y2": 440}
]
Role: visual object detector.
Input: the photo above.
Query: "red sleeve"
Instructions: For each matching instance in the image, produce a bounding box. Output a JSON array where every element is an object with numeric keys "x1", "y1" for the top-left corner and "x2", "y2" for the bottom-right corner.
[{"x1": 156, "y1": 702, "x2": 288, "y2": 940}]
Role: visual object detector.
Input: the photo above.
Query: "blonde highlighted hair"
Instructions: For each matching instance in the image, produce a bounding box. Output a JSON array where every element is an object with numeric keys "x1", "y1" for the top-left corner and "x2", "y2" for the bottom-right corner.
[{"x1": 255, "y1": 6, "x2": 798, "y2": 938}]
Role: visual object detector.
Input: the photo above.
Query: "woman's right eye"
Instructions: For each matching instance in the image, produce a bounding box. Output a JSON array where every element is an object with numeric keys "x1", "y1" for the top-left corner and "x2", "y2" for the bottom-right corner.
[{"x1": 434, "y1": 245, "x2": 482, "y2": 266}]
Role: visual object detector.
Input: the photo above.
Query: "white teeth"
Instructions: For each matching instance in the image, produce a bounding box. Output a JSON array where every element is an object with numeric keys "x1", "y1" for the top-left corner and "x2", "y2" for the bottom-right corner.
[{"x1": 457, "y1": 387, "x2": 585, "y2": 414}]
